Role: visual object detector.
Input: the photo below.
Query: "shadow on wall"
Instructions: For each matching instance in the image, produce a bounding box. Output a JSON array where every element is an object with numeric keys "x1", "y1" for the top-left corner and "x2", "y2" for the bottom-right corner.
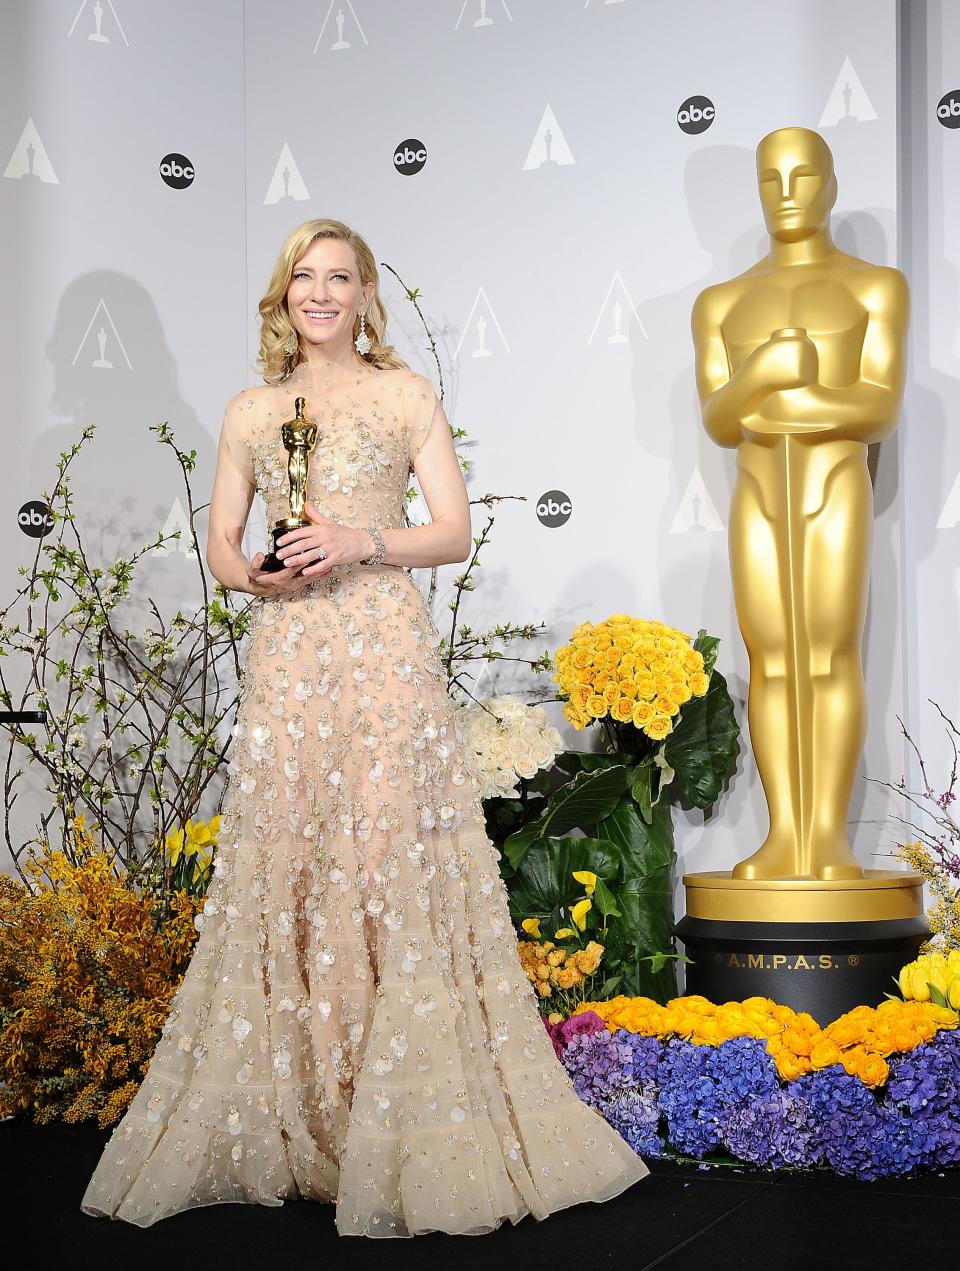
[{"x1": 36, "y1": 271, "x2": 209, "y2": 586}]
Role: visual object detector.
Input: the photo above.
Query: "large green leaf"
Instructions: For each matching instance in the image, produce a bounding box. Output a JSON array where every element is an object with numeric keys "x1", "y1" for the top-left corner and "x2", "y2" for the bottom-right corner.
[
  {"x1": 502, "y1": 764, "x2": 629, "y2": 870},
  {"x1": 664, "y1": 666, "x2": 739, "y2": 809},
  {"x1": 596, "y1": 792, "x2": 675, "y2": 878},
  {"x1": 506, "y1": 835, "x2": 621, "y2": 928},
  {"x1": 595, "y1": 796, "x2": 678, "y2": 1002}
]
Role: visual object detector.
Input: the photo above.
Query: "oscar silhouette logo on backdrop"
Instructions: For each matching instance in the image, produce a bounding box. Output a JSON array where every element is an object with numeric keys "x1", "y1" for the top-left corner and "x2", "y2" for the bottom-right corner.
[{"x1": 676, "y1": 126, "x2": 927, "y2": 1022}]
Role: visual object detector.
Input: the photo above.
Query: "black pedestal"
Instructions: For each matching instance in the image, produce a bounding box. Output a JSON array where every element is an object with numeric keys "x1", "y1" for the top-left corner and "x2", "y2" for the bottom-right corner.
[{"x1": 675, "y1": 914, "x2": 929, "y2": 1024}]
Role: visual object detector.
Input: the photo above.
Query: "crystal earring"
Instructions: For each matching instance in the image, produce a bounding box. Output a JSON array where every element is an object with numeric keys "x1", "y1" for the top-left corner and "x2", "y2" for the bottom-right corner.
[
  {"x1": 355, "y1": 309, "x2": 372, "y2": 356},
  {"x1": 283, "y1": 332, "x2": 298, "y2": 355}
]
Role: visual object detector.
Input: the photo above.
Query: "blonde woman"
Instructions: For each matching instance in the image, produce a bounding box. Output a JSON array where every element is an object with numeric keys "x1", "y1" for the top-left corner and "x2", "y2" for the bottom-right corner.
[{"x1": 81, "y1": 219, "x2": 648, "y2": 1235}]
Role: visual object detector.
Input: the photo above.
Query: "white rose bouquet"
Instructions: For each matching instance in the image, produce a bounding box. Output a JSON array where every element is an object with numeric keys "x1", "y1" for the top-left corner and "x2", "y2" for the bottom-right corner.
[{"x1": 456, "y1": 695, "x2": 564, "y2": 800}]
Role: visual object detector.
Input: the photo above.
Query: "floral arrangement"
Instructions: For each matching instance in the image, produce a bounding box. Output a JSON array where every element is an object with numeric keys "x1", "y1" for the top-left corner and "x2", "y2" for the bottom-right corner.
[
  {"x1": 0, "y1": 816, "x2": 201, "y2": 1128},
  {"x1": 565, "y1": 993, "x2": 956, "y2": 1087},
  {"x1": 552, "y1": 615, "x2": 709, "y2": 741},
  {"x1": 544, "y1": 994, "x2": 960, "y2": 1179},
  {"x1": 899, "y1": 949, "x2": 960, "y2": 1009},
  {"x1": 456, "y1": 695, "x2": 563, "y2": 799},
  {"x1": 498, "y1": 618, "x2": 738, "y2": 1003}
]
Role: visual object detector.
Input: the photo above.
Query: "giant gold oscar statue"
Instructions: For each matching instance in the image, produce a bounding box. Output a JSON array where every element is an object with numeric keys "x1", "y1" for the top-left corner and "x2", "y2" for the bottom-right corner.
[{"x1": 676, "y1": 127, "x2": 926, "y2": 1021}]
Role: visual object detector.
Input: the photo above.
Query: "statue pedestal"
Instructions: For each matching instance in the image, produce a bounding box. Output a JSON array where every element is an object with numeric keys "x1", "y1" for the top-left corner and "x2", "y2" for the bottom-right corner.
[{"x1": 675, "y1": 871, "x2": 928, "y2": 1025}]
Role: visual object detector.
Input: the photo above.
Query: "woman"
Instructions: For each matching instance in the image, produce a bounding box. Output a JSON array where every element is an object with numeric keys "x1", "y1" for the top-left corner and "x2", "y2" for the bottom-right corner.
[{"x1": 80, "y1": 218, "x2": 649, "y2": 1235}]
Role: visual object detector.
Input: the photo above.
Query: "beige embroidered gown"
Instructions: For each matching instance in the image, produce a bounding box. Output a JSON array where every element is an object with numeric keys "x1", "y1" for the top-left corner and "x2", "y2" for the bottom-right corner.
[{"x1": 80, "y1": 363, "x2": 649, "y2": 1234}]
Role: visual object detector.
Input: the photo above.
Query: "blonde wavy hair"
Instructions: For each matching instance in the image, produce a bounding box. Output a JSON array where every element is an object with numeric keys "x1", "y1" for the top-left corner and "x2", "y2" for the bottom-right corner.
[{"x1": 256, "y1": 218, "x2": 408, "y2": 383}]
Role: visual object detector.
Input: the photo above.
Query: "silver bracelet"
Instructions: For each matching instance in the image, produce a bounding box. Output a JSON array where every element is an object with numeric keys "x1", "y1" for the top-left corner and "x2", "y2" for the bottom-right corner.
[{"x1": 362, "y1": 525, "x2": 387, "y2": 565}]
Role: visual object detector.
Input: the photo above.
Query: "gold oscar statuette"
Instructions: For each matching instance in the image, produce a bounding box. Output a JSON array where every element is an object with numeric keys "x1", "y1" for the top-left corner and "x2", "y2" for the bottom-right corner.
[
  {"x1": 258, "y1": 396, "x2": 319, "y2": 574},
  {"x1": 678, "y1": 128, "x2": 924, "y2": 1001}
]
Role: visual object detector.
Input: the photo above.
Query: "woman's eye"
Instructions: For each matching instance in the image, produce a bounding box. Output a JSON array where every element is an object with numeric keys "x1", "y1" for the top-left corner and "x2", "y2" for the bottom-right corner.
[
  {"x1": 332, "y1": 272, "x2": 348, "y2": 281},
  {"x1": 292, "y1": 271, "x2": 308, "y2": 279}
]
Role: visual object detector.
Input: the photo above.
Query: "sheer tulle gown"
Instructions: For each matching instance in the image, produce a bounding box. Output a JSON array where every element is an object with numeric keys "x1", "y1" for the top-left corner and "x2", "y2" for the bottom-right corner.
[{"x1": 80, "y1": 363, "x2": 649, "y2": 1234}]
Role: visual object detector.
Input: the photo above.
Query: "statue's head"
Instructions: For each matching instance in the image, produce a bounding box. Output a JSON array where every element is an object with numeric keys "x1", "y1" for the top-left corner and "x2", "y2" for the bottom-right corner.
[{"x1": 756, "y1": 127, "x2": 837, "y2": 242}]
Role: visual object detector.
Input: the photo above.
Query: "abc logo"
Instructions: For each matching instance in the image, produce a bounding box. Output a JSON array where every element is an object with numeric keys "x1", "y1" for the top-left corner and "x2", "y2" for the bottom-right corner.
[
  {"x1": 393, "y1": 139, "x2": 427, "y2": 176},
  {"x1": 936, "y1": 90, "x2": 960, "y2": 128},
  {"x1": 677, "y1": 96, "x2": 716, "y2": 135},
  {"x1": 18, "y1": 501, "x2": 54, "y2": 539},
  {"x1": 536, "y1": 490, "x2": 572, "y2": 528},
  {"x1": 159, "y1": 153, "x2": 196, "y2": 189}
]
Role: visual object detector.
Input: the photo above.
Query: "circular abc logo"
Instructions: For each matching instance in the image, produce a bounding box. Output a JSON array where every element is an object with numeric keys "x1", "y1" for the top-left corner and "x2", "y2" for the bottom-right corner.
[
  {"x1": 393, "y1": 139, "x2": 427, "y2": 175},
  {"x1": 18, "y1": 500, "x2": 55, "y2": 539},
  {"x1": 159, "y1": 153, "x2": 196, "y2": 189},
  {"x1": 936, "y1": 90, "x2": 960, "y2": 128},
  {"x1": 677, "y1": 96, "x2": 716, "y2": 135},
  {"x1": 536, "y1": 490, "x2": 572, "y2": 528}
]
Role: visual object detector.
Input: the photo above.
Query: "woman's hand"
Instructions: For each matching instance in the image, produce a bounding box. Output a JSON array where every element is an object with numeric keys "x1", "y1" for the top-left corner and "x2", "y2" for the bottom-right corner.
[
  {"x1": 244, "y1": 550, "x2": 309, "y2": 598},
  {"x1": 274, "y1": 500, "x2": 374, "y2": 579}
]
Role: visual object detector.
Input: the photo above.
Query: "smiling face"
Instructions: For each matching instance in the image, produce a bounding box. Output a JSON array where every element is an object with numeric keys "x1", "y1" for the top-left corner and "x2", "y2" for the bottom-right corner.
[
  {"x1": 756, "y1": 128, "x2": 837, "y2": 243},
  {"x1": 285, "y1": 236, "x2": 375, "y2": 356}
]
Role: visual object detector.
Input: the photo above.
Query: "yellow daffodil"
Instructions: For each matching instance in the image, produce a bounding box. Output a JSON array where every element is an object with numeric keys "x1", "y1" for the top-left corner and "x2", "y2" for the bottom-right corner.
[
  {"x1": 164, "y1": 827, "x2": 185, "y2": 866},
  {"x1": 572, "y1": 870, "x2": 597, "y2": 896}
]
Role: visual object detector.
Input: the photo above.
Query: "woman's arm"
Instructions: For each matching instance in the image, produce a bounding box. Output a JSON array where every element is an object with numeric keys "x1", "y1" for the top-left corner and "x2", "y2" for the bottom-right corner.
[{"x1": 373, "y1": 396, "x2": 472, "y2": 567}]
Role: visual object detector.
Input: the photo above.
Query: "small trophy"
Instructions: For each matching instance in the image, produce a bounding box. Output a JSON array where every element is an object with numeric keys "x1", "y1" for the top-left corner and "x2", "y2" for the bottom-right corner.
[{"x1": 258, "y1": 396, "x2": 319, "y2": 573}]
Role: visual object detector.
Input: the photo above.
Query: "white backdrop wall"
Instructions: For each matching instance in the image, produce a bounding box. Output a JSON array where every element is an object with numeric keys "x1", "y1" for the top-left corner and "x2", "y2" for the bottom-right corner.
[
  {"x1": 0, "y1": 0, "x2": 938, "y2": 909},
  {"x1": 901, "y1": 0, "x2": 960, "y2": 817}
]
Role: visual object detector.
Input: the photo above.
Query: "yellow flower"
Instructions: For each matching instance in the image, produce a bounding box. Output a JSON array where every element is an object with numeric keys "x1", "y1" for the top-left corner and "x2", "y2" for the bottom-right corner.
[
  {"x1": 645, "y1": 715, "x2": 673, "y2": 741},
  {"x1": 654, "y1": 694, "x2": 680, "y2": 717},
  {"x1": 810, "y1": 1038, "x2": 843, "y2": 1070},
  {"x1": 857, "y1": 1052, "x2": 889, "y2": 1088},
  {"x1": 635, "y1": 676, "x2": 657, "y2": 700},
  {"x1": 632, "y1": 701, "x2": 654, "y2": 729},
  {"x1": 611, "y1": 696, "x2": 634, "y2": 722},
  {"x1": 586, "y1": 694, "x2": 608, "y2": 718},
  {"x1": 164, "y1": 827, "x2": 185, "y2": 866},
  {"x1": 521, "y1": 917, "x2": 541, "y2": 939},
  {"x1": 570, "y1": 898, "x2": 593, "y2": 931},
  {"x1": 689, "y1": 672, "x2": 710, "y2": 697},
  {"x1": 572, "y1": 870, "x2": 597, "y2": 896},
  {"x1": 554, "y1": 927, "x2": 575, "y2": 940}
]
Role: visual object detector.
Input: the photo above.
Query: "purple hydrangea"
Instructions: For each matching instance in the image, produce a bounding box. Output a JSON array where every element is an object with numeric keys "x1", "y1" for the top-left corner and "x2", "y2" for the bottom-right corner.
[
  {"x1": 546, "y1": 1012, "x2": 960, "y2": 1180},
  {"x1": 604, "y1": 1088, "x2": 665, "y2": 1159}
]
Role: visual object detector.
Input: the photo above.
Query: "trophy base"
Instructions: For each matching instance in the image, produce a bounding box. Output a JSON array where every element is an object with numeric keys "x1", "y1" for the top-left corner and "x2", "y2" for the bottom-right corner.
[
  {"x1": 259, "y1": 517, "x2": 310, "y2": 574},
  {"x1": 675, "y1": 870, "x2": 929, "y2": 1024}
]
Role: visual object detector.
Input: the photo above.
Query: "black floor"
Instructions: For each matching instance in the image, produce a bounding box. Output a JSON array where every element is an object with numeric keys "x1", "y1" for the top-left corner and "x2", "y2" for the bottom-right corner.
[{"x1": 3, "y1": 1117, "x2": 956, "y2": 1270}]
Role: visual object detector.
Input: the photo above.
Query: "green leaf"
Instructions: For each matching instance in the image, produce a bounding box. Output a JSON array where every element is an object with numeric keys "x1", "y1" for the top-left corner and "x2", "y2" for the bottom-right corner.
[
  {"x1": 630, "y1": 758, "x2": 653, "y2": 824},
  {"x1": 596, "y1": 791, "x2": 675, "y2": 877},
  {"x1": 502, "y1": 764, "x2": 630, "y2": 870},
  {"x1": 664, "y1": 667, "x2": 739, "y2": 808},
  {"x1": 928, "y1": 983, "x2": 950, "y2": 1009},
  {"x1": 694, "y1": 629, "x2": 721, "y2": 676},
  {"x1": 506, "y1": 835, "x2": 621, "y2": 929},
  {"x1": 595, "y1": 973, "x2": 623, "y2": 999},
  {"x1": 591, "y1": 876, "x2": 622, "y2": 920}
]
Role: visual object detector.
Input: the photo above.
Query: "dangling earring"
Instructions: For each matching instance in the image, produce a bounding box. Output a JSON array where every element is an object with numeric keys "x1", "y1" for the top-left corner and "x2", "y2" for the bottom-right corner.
[
  {"x1": 283, "y1": 332, "x2": 298, "y2": 355},
  {"x1": 355, "y1": 309, "x2": 372, "y2": 356}
]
